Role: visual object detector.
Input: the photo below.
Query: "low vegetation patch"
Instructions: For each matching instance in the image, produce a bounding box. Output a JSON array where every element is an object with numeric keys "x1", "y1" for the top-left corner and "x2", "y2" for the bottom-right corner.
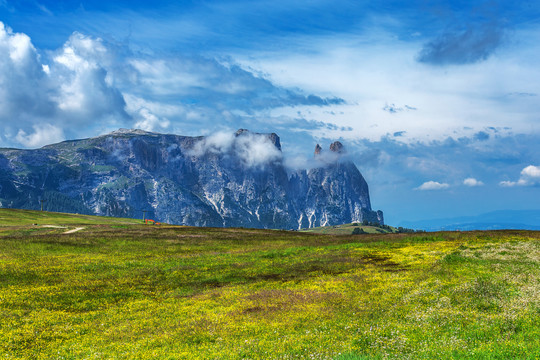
[
  {"x1": 0, "y1": 210, "x2": 538, "y2": 359},
  {"x1": 302, "y1": 221, "x2": 421, "y2": 235}
]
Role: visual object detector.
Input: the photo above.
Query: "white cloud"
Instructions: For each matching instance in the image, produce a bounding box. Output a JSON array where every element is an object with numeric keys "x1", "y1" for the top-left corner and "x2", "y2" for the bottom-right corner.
[
  {"x1": 124, "y1": 94, "x2": 192, "y2": 132},
  {"x1": 1, "y1": 21, "x2": 338, "y2": 148},
  {"x1": 522, "y1": 165, "x2": 540, "y2": 179},
  {"x1": 500, "y1": 165, "x2": 540, "y2": 187},
  {"x1": 405, "y1": 156, "x2": 454, "y2": 177},
  {"x1": 192, "y1": 131, "x2": 236, "y2": 155},
  {"x1": 499, "y1": 180, "x2": 516, "y2": 187},
  {"x1": 15, "y1": 124, "x2": 64, "y2": 148},
  {"x1": 0, "y1": 23, "x2": 131, "y2": 148},
  {"x1": 129, "y1": 59, "x2": 205, "y2": 96},
  {"x1": 133, "y1": 108, "x2": 170, "y2": 132},
  {"x1": 463, "y1": 178, "x2": 484, "y2": 187},
  {"x1": 237, "y1": 27, "x2": 540, "y2": 143},
  {"x1": 0, "y1": 22, "x2": 55, "y2": 121},
  {"x1": 235, "y1": 132, "x2": 282, "y2": 167},
  {"x1": 189, "y1": 131, "x2": 282, "y2": 168},
  {"x1": 416, "y1": 181, "x2": 450, "y2": 190},
  {"x1": 51, "y1": 32, "x2": 128, "y2": 120}
]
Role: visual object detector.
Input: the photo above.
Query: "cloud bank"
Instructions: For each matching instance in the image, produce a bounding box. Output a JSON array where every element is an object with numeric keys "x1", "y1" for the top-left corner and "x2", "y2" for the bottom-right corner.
[{"x1": 0, "y1": 21, "x2": 344, "y2": 148}]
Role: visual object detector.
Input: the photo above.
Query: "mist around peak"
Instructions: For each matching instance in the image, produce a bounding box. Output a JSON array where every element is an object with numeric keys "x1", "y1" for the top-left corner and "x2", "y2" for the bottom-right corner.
[
  {"x1": 187, "y1": 130, "x2": 283, "y2": 169},
  {"x1": 284, "y1": 140, "x2": 354, "y2": 171},
  {"x1": 188, "y1": 129, "x2": 356, "y2": 173}
]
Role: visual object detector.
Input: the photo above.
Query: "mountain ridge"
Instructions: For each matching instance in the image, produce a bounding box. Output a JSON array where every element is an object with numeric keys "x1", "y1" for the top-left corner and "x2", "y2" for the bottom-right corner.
[{"x1": 0, "y1": 129, "x2": 383, "y2": 229}]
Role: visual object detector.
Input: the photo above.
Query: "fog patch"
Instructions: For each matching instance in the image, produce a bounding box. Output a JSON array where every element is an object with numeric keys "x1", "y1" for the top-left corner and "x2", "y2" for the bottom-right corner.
[
  {"x1": 283, "y1": 141, "x2": 357, "y2": 171},
  {"x1": 189, "y1": 130, "x2": 282, "y2": 168}
]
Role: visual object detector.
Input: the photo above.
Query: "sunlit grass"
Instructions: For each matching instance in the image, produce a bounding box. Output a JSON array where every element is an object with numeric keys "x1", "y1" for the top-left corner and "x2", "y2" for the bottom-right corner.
[
  {"x1": 0, "y1": 209, "x2": 538, "y2": 359},
  {"x1": 0, "y1": 208, "x2": 141, "y2": 226}
]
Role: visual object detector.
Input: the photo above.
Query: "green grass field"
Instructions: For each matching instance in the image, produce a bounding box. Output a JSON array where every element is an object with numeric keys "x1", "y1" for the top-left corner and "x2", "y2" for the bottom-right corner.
[
  {"x1": 0, "y1": 208, "x2": 141, "y2": 226},
  {"x1": 0, "y1": 209, "x2": 539, "y2": 359}
]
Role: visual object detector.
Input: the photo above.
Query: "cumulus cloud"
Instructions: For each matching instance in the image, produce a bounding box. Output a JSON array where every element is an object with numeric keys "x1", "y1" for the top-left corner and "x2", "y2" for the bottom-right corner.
[
  {"x1": 523, "y1": 165, "x2": 540, "y2": 179},
  {"x1": 133, "y1": 108, "x2": 170, "y2": 132},
  {"x1": 15, "y1": 123, "x2": 64, "y2": 148},
  {"x1": 418, "y1": 23, "x2": 505, "y2": 65},
  {"x1": 51, "y1": 32, "x2": 129, "y2": 121},
  {"x1": 189, "y1": 130, "x2": 282, "y2": 168},
  {"x1": 463, "y1": 178, "x2": 484, "y2": 187},
  {"x1": 416, "y1": 181, "x2": 450, "y2": 190},
  {"x1": 500, "y1": 165, "x2": 540, "y2": 187},
  {"x1": 0, "y1": 22, "x2": 55, "y2": 120},
  {"x1": 0, "y1": 21, "x2": 346, "y2": 148},
  {"x1": 0, "y1": 22, "x2": 131, "y2": 147}
]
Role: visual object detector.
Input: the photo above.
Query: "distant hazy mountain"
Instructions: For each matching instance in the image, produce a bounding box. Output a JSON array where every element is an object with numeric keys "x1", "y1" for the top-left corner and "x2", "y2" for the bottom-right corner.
[
  {"x1": 0, "y1": 129, "x2": 383, "y2": 229},
  {"x1": 400, "y1": 210, "x2": 540, "y2": 231}
]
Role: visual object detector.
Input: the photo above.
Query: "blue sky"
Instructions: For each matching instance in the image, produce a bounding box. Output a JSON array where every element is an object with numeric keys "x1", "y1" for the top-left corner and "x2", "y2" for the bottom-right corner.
[{"x1": 1, "y1": 0, "x2": 540, "y2": 225}]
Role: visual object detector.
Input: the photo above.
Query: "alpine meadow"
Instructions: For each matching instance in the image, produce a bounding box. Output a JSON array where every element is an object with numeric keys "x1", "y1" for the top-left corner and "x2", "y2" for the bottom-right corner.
[{"x1": 1, "y1": 209, "x2": 539, "y2": 359}]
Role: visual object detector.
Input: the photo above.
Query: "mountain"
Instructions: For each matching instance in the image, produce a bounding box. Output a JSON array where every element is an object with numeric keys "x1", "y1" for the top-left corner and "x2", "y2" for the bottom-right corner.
[
  {"x1": 0, "y1": 129, "x2": 383, "y2": 229},
  {"x1": 399, "y1": 210, "x2": 540, "y2": 231}
]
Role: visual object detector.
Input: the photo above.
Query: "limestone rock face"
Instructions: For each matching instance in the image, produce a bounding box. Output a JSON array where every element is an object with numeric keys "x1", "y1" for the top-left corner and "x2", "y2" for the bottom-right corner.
[
  {"x1": 0, "y1": 129, "x2": 383, "y2": 229},
  {"x1": 329, "y1": 141, "x2": 344, "y2": 153}
]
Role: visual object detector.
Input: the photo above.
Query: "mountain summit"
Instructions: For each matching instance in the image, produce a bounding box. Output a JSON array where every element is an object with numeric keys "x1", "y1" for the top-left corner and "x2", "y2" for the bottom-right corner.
[{"x1": 0, "y1": 129, "x2": 383, "y2": 229}]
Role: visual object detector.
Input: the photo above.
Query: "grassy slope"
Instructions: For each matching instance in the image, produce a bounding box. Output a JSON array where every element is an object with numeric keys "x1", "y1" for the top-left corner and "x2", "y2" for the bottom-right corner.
[
  {"x1": 0, "y1": 209, "x2": 144, "y2": 238},
  {"x1": 0, "y1": 208, "x2": 142, "y2": 226},
  {"x1": 0, "y1": 209, "x2": 538, "y2": 359}
]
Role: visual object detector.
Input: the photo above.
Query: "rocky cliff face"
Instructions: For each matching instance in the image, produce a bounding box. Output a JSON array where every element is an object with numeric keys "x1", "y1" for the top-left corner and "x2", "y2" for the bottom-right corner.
[{"x1": 0, "y1": 129, "x2": 383, "y2": 229}]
